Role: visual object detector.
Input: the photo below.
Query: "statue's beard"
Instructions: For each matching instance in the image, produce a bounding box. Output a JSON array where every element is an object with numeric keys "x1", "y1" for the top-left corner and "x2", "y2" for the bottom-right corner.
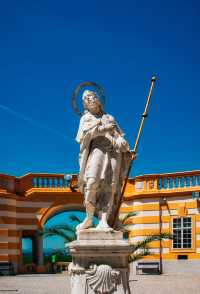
[{"x1": 87, "y1": 104, "x2": 102, "y2": 115}]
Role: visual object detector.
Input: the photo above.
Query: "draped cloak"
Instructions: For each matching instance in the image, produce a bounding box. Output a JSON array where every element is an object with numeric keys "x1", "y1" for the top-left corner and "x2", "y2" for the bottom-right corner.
[{"x1": 76, "y1": 110, "x2": 131, "y2": 225}]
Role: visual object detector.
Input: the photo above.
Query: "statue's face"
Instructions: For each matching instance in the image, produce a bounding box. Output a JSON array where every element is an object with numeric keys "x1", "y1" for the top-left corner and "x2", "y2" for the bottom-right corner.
[
  {"x1": 84, "y1": 92, "x2": 103, "y2": 115},
  {"x1": 85, "y1": 93, "x2": 98, "y2": 105}
]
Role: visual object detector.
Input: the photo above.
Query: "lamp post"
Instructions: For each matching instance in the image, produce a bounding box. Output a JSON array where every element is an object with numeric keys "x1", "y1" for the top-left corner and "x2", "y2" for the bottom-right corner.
[{"x1": 159, "y1": 197, "x2": 167, "y2": 274}]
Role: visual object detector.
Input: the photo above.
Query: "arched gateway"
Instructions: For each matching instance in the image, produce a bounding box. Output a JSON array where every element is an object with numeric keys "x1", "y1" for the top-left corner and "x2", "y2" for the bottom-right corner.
[
  {"x1": 1, "y1": 170, "x2": 200, "y2": 274},
  {"x1": 0, "y1": 173, "x2": 85, "y2": 273}
]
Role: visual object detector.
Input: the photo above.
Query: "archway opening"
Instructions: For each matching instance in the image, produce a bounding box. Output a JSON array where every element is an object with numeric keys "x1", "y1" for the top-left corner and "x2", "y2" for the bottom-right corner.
[{"x1": 43, "y1": 210, "x2": 98, "y2": 264}]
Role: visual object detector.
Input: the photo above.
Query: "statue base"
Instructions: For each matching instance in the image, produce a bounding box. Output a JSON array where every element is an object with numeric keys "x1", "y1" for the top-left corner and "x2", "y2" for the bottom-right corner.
[{"x1": 68, "y1": 228, "x2": 132, "y2": 294}]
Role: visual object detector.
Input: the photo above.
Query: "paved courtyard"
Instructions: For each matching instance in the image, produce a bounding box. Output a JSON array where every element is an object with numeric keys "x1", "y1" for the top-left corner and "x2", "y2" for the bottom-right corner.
[{"x1": 0, "y1": 273, "x2": 199, "y2": 294}]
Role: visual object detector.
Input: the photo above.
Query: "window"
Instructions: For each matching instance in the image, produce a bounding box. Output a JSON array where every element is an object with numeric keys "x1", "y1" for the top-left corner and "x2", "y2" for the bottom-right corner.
[{"x1": 173, "y1": 217, "x2": 192, "y2": 249}]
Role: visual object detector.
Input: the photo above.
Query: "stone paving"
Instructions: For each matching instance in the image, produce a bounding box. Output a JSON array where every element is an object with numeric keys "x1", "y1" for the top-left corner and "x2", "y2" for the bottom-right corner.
[{"x1": 0, "y1": 273, "x2": 199, "y2": 294}]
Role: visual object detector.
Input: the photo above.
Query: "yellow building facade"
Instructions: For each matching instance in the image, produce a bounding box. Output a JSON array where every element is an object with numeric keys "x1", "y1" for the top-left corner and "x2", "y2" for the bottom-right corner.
[
  {"x1": 122, "y1": 170, "x2": 200, "y2": 274},
  {"x1": 0, "y1": 170, "x2": 200, "y2": 274}
]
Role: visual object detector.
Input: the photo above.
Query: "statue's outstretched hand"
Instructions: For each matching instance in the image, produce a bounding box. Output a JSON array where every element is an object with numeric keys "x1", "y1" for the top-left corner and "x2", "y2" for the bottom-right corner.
[{"x1": 130, "y1": 150, "x2": 137, "y2": 160}]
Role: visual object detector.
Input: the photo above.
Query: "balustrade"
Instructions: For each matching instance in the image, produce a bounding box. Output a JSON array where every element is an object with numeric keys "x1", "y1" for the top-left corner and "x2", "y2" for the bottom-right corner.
[
  {"x1": 32, "y1": 175, "x2": 77, "y2": 189},
  {"x1": 158, "y1": 173, "x2": 200, "y2": 190},
  {"x1": 2, "y1": 171, "x2": 199, "y2": 195},
  {"x1": 133, "y1": 172, "x2": 200, "y2": 195}
]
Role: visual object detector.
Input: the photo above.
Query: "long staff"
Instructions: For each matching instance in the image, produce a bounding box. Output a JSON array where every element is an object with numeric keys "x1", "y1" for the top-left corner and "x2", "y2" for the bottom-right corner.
[{"x1": 111, "y1": 76, "x2": 156, "y2": 227}]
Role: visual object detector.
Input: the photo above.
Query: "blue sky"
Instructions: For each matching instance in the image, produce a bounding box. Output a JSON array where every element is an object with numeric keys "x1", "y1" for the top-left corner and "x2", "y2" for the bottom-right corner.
[{"x1": 0, "y1": 0, "x2": 200, "y2": 177}]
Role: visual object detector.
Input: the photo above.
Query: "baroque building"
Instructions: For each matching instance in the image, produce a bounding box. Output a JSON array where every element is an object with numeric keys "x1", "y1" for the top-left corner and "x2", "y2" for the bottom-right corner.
[{"x1": 0, "y1": 171, "x2": 200, "y2": 274}]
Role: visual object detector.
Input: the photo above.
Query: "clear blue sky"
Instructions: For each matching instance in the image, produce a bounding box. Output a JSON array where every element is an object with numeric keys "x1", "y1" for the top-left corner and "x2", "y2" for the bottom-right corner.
[{"x1": 1, "y1": 0, "x2": 200, "y2": 177}]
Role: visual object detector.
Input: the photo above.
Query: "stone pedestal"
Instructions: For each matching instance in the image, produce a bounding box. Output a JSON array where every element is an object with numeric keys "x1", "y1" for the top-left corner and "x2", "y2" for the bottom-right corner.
[{"x1": 68, "y1": 229, "x2": 132, "y2": 294}]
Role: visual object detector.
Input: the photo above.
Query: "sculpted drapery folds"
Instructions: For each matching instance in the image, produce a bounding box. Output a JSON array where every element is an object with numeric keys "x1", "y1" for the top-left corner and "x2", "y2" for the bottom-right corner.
[{"x1": 76, "y1": 90, "x2": 131, "y2": 231}]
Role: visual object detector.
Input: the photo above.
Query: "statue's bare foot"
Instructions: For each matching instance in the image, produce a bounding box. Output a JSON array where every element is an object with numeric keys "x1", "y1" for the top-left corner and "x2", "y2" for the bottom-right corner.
[
  {"x1": 76, "y1": 218, "x2": 93, "y2": 231},
  {"x1": 96, "y1": 212, "x2": 113, "y2": 231}
]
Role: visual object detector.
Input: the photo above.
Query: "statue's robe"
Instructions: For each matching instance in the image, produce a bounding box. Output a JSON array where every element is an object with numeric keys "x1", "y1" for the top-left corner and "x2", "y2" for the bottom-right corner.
[{"x1": 76, "y1": 110, "x2": 131, "y2": 226}]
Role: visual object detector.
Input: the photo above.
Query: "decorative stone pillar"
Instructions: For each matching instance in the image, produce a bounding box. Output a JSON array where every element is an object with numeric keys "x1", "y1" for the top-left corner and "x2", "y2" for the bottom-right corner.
[{"x1": 68, "y1": 229, "x2": 132, "y2": 294}]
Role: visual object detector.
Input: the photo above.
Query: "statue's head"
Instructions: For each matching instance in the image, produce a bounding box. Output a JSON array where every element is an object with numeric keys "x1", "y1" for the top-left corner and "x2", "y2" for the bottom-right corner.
[{"x1": 82, "y1": 90, "x2": 103, "y2": 115}]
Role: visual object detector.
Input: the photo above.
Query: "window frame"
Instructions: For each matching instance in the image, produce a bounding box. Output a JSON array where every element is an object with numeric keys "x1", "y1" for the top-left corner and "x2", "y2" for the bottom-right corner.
[{"x1": 170, "y1": 215, "x2": 195, "y2": 253}]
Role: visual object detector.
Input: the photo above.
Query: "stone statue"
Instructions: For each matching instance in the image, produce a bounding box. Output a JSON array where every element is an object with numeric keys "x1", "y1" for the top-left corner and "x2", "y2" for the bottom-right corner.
[
  {"x1": 69, "y1": 79, "x2": 155, "y2": 294},
  {"x1": 76, "y1": 89, "x2": 131, "y2": 231}
]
